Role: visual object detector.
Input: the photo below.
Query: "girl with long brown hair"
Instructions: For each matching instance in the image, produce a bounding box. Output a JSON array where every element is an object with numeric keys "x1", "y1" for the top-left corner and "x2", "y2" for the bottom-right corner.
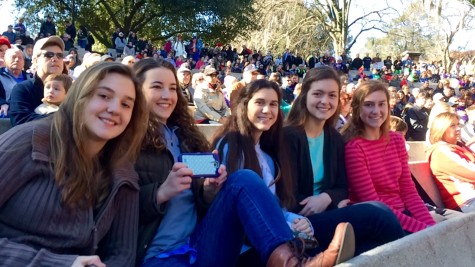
[{"x1": 0, "y1": 62, "x2": 148, "y2": 266}]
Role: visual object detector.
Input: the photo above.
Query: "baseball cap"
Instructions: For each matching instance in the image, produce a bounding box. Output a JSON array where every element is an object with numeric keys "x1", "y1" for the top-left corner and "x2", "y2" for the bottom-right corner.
[
  {"x1": 243, "y1": 64, "x2": 258, "y2": 73},
  {"x1": 100, "y1": 54, "x2": 114, "y2": 62},
  {"x1": 204, "y1": 67, "x2": 218, "y2": 76},
  {"x1": 177, "y1": 66, "x2": 191, "y2": 73},
  {"x1": 433, "y1": 93, "x2": 444, "y2": 101},
  {"x1": 33, "y1": 36, "x2": 65, "y2": 60}
]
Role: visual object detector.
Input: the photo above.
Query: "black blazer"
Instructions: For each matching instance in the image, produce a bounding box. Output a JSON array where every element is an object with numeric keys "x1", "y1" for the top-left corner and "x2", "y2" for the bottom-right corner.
[{"x1": 283, "y1": 124, "x2": 348, "y2": 213}]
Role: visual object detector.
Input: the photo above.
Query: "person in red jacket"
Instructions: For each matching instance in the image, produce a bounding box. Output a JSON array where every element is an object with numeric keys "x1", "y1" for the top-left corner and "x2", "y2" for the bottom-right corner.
[
  {"x1": 427, "y1": 112, "x2": 475, "y2": 212},
  {"x1": 341, "y1": 80, "x2": 436, "y2": 234}
]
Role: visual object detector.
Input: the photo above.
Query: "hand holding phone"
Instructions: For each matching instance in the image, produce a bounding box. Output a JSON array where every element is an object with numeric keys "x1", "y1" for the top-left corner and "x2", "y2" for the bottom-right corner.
[{"x1": 178, "y1": 153, "x2": 220, "y2": 178}]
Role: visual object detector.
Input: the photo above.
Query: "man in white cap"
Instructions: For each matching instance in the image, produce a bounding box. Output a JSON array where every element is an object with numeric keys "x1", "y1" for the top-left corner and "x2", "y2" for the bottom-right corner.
[
  {"x1": 229, "y1": 64, "x2": 259, "y2": 110},
  {"x1": 9, "y1": 36, "x2": 65, "y2": 126},
  {"x1": 193, "y1": 67, "x2": 229, "y2": 124},
  {"x1": 177, "y1": 66, "x2": 194, "y2": 105}
]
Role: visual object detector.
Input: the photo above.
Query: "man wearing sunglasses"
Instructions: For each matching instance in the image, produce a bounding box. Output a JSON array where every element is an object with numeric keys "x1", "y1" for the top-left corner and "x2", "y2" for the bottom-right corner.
[{"x1": 9, "y1": 36, "x2": 65, "y2": 126}]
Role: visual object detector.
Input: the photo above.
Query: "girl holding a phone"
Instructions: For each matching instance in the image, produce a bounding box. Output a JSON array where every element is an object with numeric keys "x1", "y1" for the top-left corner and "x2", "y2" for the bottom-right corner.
[{"x1": 134, "y1": 59, "x2": 349, "y2": 267}]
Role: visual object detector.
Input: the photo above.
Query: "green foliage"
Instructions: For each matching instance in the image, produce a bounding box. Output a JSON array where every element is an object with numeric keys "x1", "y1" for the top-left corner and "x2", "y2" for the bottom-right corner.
[{"x1": 14, "y1": 0, "x2": 257, "y2": 48}]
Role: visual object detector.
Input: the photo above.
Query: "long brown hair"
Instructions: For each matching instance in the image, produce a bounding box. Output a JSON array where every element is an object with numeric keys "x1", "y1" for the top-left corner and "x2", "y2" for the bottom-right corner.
[
  {"x1": 51, "y1": 62, "x2": 148, "y2": 208},
  {"x1": 212, "y1": 79, "x2": 295, "y2": 209},
  {"x1": 134, "y1": 58, "x2": 209, "y2": 152},
  {"x1": 340, "y1": 80, "x2": 390, "y2": 143},
  {"x1": 286, "y1": 66, "x2": 342, "y2": 128}
]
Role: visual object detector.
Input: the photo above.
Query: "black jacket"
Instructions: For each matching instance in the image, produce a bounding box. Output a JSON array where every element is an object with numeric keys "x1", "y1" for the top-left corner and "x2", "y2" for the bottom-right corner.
[
  {"x1": 134, "y1": 147, "x2": 208, "y2": 266},
  {"x1": 283, "y1": 124, "x2": 348, "y2": 213},
  {"x1": 9, "y1": 74, "x2": 47, "y2": 126}
]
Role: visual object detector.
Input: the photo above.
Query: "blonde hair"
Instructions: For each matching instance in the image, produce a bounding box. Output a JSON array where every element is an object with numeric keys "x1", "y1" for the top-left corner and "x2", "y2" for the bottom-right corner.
[
  {"x1": 429, "y1": 112, "x2": 459, "y2": 144},
  {"x1": 428, "y1": 102, "x2": 451, "y2": 129}
]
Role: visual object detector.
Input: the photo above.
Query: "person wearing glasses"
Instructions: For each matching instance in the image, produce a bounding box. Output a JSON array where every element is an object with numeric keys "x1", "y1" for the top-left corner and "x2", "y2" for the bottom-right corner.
[
  {"x1": 193, "y1": 67, "x2": 229, "y2": 124},
  {"x1": 9, "y1": 36, "x2": 66, "y2": 126}
]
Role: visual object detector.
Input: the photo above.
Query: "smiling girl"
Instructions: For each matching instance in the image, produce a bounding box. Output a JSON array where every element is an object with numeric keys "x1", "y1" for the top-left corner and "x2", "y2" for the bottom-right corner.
[
  {"x1": 0, "y1": 62, "x2": 148, "y2": 266},
  {"x1": 341, "y1": 80, "x2": 435, "y2": 234}
]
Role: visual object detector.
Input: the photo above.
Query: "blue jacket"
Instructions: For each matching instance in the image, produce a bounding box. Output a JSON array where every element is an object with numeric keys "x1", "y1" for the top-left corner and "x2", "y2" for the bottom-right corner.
[
  {"x1": 0, "y1": 67, "x2": 33, "y2": 106},
  {"x1": 9, "y1": 74, "x2": 48, "y2": 126}
]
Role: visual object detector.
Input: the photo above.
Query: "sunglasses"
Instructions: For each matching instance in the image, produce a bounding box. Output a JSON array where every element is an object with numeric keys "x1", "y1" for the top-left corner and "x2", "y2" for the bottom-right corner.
[
  {"x1": 128, "y1": 61, "x2": 135, "y2": 64},
  {"x1": 41, "y1": 51, "x2": 64, "y2": 59},
  {"x1": 209, "y1": 74, "x2": 218, "y2": 78}
]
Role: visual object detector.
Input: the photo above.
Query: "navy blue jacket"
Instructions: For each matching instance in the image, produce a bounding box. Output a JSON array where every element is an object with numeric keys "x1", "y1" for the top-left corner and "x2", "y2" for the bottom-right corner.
[{"x1": 9, "y1": 74, "x2": 47, "y2": 126}]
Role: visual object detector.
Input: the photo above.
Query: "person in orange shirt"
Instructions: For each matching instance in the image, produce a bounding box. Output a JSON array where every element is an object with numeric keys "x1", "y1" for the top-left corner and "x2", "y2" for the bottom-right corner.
[{"x1": 427, "y1": 112, "x2": 475, "y2": 212}]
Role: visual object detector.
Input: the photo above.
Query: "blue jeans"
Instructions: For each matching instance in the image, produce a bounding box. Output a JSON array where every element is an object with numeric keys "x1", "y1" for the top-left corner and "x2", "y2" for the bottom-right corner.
[
  {"x1": 143, "y1": 169, "x2": 292, "y2": 267},
  {"x1": 307, "y1": 201, "x2": 405, "y2": 255}
]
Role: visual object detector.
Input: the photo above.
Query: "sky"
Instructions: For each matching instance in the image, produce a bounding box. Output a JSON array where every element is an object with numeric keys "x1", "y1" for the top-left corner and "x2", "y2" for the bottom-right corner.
[{"x1": 0, "y1": 0, "x2": 473, "y2": 55}]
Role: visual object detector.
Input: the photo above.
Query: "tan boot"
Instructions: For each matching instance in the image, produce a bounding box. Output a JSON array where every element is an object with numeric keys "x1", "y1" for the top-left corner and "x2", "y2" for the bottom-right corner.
[{"x1": 266, "y1": 222, "x2": 355, "y2": 267}]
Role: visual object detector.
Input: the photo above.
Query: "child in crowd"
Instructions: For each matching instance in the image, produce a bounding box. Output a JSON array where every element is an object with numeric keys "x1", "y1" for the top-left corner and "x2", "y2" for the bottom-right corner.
[
  {"x1": 34, "y1": 74, "x2": 72, "y2": 114},
  {"x1": 390, "y1": 116, "x2": 410, "y2": 151}
]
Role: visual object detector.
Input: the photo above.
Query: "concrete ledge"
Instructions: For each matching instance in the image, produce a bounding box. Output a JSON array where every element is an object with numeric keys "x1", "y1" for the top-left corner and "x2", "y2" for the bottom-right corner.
[{"x1": 337, "y1": 212, "x2": 475, "y2": 266}]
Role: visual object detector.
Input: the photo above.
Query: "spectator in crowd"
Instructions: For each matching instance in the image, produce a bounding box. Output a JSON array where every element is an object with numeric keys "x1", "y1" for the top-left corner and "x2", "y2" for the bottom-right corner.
[
  {"x1": 384, "y1": 56, "x2": 393, "y2": 70},
  {"x1": 62, "y1": 33, "x2": 74, "y2": 51},
  {"x1": 351, "y1": 54, "x2": 363, "y2": 70},
  {"x1": 63, "y1": 54, "x2": 76, "y2": 76},
  {"x1": 40, "y1": 15, "x2": 56, "y2": 37},
  {"x1": 229, "y1": 64, "x2": 258, "y2": 110},
  {"x1": 173, "y1": 35, "x2": 187, "y2": 58},
  {"x1": 111, "y1": 27, "x2": 121, "y2": 49},
  {"x1": 127, "y1": 31, "x2": 137, "y2": 47},
  {"x1": 64, "y1": 20, "x2": 76, "y2": 42},
  {"x1": 362, "y1": 53, "x2": 372, "y2": 72},
  {"x1": 405, "y1": 92, "x2": 429, "y2": 141},
  {"x1": 193, "y1": 67, "x2": 229, "y2": 124},
  {"x1": 177, "y1": 65, "x2": 194, "y2": 105},
  {"x1": 341, "y1": 80, "x2": 436, "y2": 234},
  {"x1": 123, "y1": 41, "x2": 135, "y2": 57},
  {"x1": 77, "y1": 25, "x2": 88, "y2": 49},
  {"x1": 34, "y1": 73, "x2": 72, "y2": 115},
  {"x1": 23, "y1": 43, "x2": 33, "y2": 71},
  {"x1": 2, "y1": 25, "x2": 15, "y2": 44},
  {"x1": 333, "y1": 57, "x2": 348, "y2": 74},
  {"x1": 461, "y1": 105, "x2": 475, "y2": 150},
  {"x1": 85, "y1": 31, "x2": 95, "y2": 52},
  {"x1": 336, "y1": 92, "x2": 352, "y2": 131},
  {"x1": 13, "y1": 18, "x2": 26, "y2": 37},
  {"x1": 68, "y1": 48, "x2": 81, "y2": 68},
  {"x1": 0, "y1": 36, "x2": 11, "y2": 68},
  {"x1": 0, "y1": 62, "x2": 148, "y2": 266},
  {"x1": 427, "y1": 112, "x2": 475, "y2": 212},
  {"x1": 9, "y1": 36, "x2": 65, "y2": 126},
  {"x1": 115, "y1": 32, "x2": 127, "y2": 58},
  {"x1": 0, "y1": 47, "x2": 31, "y2": 117}
]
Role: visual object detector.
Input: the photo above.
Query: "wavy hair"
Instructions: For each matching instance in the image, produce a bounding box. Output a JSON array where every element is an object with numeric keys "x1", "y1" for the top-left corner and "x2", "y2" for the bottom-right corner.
[
  {"x1": 286, "y1": 66, "x2": 342, "y2": 128},
  {"x1": 134, "y1": 58, "x2": 209, "y2": 152},
  {"x1": 51, "y1": 62, "x2": 148, "y2": 208},
  {"x1": 212, "y1": 79, "x2": 295, "y2": 209},
  {"x1": 340, "y1": 80, "x2": 390, "y2": 143}
]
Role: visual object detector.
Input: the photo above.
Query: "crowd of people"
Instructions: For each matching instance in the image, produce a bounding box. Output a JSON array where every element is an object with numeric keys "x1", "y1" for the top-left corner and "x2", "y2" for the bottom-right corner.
[{"x1": 0, "y1": 16, "x2": 475, "y2": 266}]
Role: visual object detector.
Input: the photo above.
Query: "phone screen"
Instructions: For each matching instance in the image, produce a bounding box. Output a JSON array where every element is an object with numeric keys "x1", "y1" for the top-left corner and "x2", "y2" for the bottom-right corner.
[{"x1": 180, "y1": 154, "x2": 219, "y2": 177}]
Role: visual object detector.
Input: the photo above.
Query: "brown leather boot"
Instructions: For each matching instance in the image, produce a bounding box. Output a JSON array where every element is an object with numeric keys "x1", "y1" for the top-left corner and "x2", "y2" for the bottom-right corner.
[{"x1": 266, "y1": 222, "x2": 355, "y2": 267}]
